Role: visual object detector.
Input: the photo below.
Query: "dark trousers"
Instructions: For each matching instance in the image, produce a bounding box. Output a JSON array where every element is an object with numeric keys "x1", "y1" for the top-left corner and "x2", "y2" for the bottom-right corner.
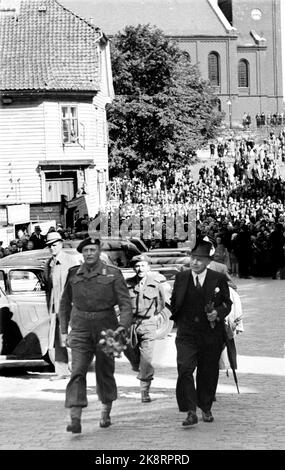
[
  {"x1": 65, "y1": 309, "x2": 118, "y2": 408},
  {"x1": 175, "y1": 326, "x2": 224, "y2": 413},
  {"x1": 54, "y1": 316, "x2": 68, "y2": 363}
]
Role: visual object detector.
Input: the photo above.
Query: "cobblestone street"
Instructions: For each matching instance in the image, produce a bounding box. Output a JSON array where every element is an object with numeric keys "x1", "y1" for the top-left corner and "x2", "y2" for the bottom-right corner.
[{"x1": 1, "y1": 276, "x2": 285, "y2": 455}]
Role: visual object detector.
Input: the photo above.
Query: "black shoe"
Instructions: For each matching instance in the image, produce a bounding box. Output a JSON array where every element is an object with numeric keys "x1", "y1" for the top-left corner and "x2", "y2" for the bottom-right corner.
[
  {"x1": 66, "y1": 418, "x2": 81, "y2": 434},
  {"x1": 202, "y1": 411, "x2": 214, "y2": 423},
  {"x1": 141, "y1": 390, "x2": 151, "y2": 403},
  {"x1": 182, "y1": 411, "x2": 198, "y2": 426},
  {"x1": 100, "y1": 412, "x2": 112, "y2": 428}
]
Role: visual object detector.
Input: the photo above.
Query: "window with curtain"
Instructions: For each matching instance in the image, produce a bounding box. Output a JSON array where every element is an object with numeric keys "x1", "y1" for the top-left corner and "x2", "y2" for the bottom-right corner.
[
  {"x1": 208, "y1": 52, "x2": 220, "y2": 86},
  {"x1": 238, "y1": 59, "x2": 249, "y2": 87}
]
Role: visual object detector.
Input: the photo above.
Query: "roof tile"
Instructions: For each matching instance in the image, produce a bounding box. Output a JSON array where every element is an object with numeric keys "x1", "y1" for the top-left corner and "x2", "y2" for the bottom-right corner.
[{"x1": 0, "y1": 0, "x2": 104, "y2": 92}]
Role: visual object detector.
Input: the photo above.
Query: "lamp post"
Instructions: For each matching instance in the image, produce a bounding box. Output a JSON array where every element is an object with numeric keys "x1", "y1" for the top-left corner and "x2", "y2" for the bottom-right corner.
[{"x1": 226, "y1": 98, "x2": 232, "y2": 129}]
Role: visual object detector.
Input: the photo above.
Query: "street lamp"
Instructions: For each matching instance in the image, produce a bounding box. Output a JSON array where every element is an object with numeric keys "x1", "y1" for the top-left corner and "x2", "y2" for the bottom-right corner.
[{"x1": 226, "y1": 98, "x2": 232, "y2": 129}]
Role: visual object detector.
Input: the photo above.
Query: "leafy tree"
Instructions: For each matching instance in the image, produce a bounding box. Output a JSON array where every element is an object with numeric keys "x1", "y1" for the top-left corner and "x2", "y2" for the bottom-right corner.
[{"x1": 107, "y1": 24, "x2": 223, "y2": 180}]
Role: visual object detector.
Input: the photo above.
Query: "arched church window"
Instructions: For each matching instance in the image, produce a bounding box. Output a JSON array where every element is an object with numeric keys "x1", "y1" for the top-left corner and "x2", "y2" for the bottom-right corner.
[
  {"x1": 238, "y1": 59, "x2": 249, "y2": 87},
  {"x1": 208, "y1": 52, "x2": 220, "y2": 86}
]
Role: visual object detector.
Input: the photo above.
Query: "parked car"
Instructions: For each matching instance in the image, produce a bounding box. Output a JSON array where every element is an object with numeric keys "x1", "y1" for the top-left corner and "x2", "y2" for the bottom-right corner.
[{"x1": 0, "y1": 239, "x2": 177, "y2": 370}]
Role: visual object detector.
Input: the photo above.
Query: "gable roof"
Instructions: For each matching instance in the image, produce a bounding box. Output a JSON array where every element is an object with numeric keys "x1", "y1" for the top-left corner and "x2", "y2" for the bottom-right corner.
[
  {"x1": 0, "y1": 0, "x2": 105, "y2": 92},
  {"x1": 61, "y1": 0, "x2": 236, "y2": 37}
]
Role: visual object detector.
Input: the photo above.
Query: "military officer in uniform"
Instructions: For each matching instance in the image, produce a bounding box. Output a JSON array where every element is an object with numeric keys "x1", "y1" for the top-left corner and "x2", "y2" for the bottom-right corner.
[
  {"x1": 59, "y1": 237, "x2": 133, "y2": 434},
  {"x1": 124, "y1": 254, "x2": 165, "y2": 403}
]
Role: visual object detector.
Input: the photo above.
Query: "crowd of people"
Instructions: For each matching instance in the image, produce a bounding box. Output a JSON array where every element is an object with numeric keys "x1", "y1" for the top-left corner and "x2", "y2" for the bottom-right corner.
[
  {"x1": 242, "y1": 111, "x2": 285, "y2": 129},
  {"x1": 106, "y1": 129, "x2": 285, "y2": 278},
  {"x1": 0, "y1": 222, "x2": 89, "y2": 258},
  {"x1": 1, "y1": 129, "x2": 285, "y2": 279}
]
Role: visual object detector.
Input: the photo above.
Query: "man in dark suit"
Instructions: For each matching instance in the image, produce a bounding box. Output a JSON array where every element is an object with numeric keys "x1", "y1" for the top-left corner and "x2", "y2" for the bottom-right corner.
[
  {"x1": 170, "y1": 240, "x2": 232, "y2": 426},
  {"x1": 29, "y1": 225, "x2": 46, "y2": 249}
]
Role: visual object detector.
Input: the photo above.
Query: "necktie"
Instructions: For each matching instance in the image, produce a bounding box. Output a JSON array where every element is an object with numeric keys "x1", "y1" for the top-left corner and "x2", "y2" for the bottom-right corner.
[{"x1": 195, "y1": 275, "x2": 202, "y2": 289}]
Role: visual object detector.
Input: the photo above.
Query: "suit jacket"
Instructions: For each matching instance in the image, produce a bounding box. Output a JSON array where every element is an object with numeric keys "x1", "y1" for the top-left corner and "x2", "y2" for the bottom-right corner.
[
  {"x1": 170, "y1": 268, "x2": 232, "y2": 325},
  {"x1": 29, "y1": 233, "x2": 46, "y2": 250}
]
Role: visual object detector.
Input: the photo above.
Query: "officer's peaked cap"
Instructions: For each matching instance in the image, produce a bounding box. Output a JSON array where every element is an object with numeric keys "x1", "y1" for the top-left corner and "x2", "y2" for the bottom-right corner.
[{"x1": 77, "y1": 237, "x2": 101, "y2": 253}]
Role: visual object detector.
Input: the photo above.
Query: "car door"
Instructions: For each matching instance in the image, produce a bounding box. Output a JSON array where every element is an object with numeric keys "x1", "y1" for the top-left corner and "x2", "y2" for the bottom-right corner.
[
  {"x1": 6, "y1": 269, "x2": 50, "y2": 357},
  {"x1": 0, "y1": 284, "x2": 11, "y2": 354}
]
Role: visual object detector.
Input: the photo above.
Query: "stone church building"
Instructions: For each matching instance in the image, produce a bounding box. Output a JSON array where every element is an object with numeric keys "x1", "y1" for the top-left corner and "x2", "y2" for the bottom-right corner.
[{"x1": 63, "y1": 0, "x2": 284, "y2": 127}]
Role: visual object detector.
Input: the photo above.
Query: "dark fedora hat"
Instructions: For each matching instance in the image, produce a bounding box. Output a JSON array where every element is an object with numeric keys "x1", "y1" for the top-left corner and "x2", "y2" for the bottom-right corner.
[
  {"x1": 77, "y1": 237, "x2": 101, "y2": 253},
  {"x1": 190, "y1": 240, "x2": 213, "y2": 258}
]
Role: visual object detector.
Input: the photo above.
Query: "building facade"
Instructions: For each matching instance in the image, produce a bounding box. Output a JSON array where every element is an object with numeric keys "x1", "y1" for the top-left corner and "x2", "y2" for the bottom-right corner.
[
  {"x1": 0, "y1": 0, "x2": 114, "y2": 240},
  {"x1": 63, "y1": 0, "x2": 283, "y2": 126}
]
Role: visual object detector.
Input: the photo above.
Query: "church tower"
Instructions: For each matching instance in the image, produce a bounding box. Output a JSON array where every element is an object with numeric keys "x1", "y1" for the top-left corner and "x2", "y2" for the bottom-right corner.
[{"x1": 219, "y1": 0, "x2": 283, "y2": 119}]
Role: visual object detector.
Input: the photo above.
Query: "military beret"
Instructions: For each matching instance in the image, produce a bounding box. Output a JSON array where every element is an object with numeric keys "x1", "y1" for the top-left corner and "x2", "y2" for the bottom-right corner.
[
  {"x1": 130, "y1": 253, "x2": 151, "y2": 266},
  {"x1": 77, "y1": 237, "x2": 101, "y2": 253}
]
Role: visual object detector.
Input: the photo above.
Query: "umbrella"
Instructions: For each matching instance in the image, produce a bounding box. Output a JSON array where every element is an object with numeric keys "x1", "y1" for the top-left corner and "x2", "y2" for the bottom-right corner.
[{"x1": 223, "y1": 332, "x2": 240, "y2": 394}]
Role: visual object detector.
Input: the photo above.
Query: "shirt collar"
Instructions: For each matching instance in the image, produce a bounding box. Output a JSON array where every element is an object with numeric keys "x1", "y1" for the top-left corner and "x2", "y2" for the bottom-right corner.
[
  {"x1": 191, "y1": 269, "x2": 208, "y2": 286},
  {"x1": 52, "y1": 250, "x2": 65, "y2": 265},
  {"x1": 77, "y1": 259, "x2": 105, "y2": 276}
]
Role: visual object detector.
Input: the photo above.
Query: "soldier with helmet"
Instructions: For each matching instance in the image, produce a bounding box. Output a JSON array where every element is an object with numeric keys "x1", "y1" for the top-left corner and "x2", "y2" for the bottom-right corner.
[
  {"x1": 58, "y1": 237, "x2": 133, "y2": 434},
  {"x1": 124, "y1": 254, "x2": 166, "y2": 403}
]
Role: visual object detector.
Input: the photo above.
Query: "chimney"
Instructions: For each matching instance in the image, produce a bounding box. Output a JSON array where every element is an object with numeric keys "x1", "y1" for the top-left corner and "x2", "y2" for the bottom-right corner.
[{"x1": 0, "y1": 0, "x2": 21, "y2": 17}]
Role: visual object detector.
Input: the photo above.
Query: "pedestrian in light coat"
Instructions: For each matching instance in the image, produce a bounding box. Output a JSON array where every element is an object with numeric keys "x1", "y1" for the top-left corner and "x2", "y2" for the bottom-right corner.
[{"x1": 44, "y1": 231, "x2": 79, "y2": 380}]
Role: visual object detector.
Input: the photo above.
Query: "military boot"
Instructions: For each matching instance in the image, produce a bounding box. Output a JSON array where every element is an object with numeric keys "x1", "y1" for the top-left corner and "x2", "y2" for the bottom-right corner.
[
  {"x1": 140, "y1": 380, "x2": 151, "y2": 403},
  {"x1": 141, "y1": 390, "x2": 151, "y2": 403},
  {"x1": 99, "y1": 402, "x2": 112, "y2": 428},
  {"x1": 66, "y1": 406, "x2": 82, "y2": 433},
  {"x1": 66, "y1": 418, "x2": 81, "y2": 434}
]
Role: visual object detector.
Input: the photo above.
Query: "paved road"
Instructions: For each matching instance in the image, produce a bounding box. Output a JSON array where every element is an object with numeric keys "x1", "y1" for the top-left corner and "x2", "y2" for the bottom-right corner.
[{"x1": 1, "y1": 277, "x2": 285, "y2": 454}]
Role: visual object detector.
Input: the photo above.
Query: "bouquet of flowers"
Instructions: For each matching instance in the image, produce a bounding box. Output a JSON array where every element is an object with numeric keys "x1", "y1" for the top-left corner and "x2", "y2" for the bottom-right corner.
[
  {"x1": 205, "y1": 287, "x2": 220, "y2": 329},
  {"x1": 98, "y1": 327, "x2": 128, "y2": 358}
]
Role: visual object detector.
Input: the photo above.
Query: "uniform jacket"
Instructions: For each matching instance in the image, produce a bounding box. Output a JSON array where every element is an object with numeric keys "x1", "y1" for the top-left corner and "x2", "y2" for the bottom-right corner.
[
  {"x1": 127, "y1": 272, "x2": 165, "y2": 318},
  {"x1": 59, "y1": 260, "x2": 133, "y2": 334},
  {"x1": 170, "y1": 268, "x2": 232, "y2": 324}
]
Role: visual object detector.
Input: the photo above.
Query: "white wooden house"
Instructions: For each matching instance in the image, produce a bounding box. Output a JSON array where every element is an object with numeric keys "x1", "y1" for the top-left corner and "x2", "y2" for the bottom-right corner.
[{"x1": 0, "y1": 0, "x2": 114, "y2": 237}]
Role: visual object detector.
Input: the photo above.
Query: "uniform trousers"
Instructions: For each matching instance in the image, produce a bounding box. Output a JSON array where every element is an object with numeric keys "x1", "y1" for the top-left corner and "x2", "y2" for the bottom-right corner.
[
  {"x1": 175, "y1": 324, "x2": 224, "y2": 413},
  {"x1": 65, "y1": 309, "x2": 119, "y2": 408},
  {"x1": 124, "y1": 317, "x2": 157, "y2": 383}
]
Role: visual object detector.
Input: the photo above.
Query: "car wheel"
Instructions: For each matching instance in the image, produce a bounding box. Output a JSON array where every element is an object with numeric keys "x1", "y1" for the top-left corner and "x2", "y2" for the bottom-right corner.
[{"x1": 155, "y1": 306, "x2": 174, "y2": 340}]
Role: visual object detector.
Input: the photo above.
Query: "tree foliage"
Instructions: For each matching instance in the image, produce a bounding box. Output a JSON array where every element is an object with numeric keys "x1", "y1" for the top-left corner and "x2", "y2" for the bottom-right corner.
[{"x1": 107, "y1": 24, "x2": 223, "y2": 180}]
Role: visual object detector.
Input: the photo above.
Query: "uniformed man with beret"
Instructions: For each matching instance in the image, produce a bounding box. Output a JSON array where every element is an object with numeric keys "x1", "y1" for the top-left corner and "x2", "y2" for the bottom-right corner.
[
  {"x1": 124, "y1": 254, "x2": 166, "y2": 403},
  {"x1": 58, "y1": 237, "x2": 133, "y2": 434}
]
